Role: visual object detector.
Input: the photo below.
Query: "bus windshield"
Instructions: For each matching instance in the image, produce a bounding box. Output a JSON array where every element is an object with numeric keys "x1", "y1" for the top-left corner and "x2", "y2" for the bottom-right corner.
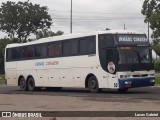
[{"x1": 117, "y1": 47, "x2": 152, "y2": 64}]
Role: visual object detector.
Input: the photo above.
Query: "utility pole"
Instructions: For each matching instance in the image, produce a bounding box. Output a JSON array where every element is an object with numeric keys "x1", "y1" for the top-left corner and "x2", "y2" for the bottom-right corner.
[
  {"x1": 70, "y1": 0, "x2": 72, "y2": 33},
  {"x1": 124, "y1": 23, "x2": 126, "y2": 30},
  {"x1": 148, "y1": 21, "x2": 150, "y2": 41},
  {"x1": 147, "y1": 3, "x2": 150, "y2": 42}
]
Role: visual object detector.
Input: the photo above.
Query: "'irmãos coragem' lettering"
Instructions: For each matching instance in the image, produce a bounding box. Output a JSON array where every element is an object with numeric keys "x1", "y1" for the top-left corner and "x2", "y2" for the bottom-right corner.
[
  {"x1": 119, "y1": 36, "x2": 132, "y2": 42},
  {"x1": 133, "y1": 37, "x2": 147, "y2": 42},
  {"x1": 46, "y1": 61, "x2": 59, "y2": 66}
]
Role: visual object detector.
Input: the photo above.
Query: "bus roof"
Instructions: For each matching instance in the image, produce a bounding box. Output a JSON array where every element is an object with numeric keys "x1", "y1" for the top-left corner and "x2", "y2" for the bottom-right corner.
[{"x1": 6, "y1": 30, "x2": 146, "y2": 48}]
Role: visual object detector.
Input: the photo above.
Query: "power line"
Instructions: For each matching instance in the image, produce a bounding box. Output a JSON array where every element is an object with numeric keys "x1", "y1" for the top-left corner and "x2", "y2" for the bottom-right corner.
[
  {"x1": 49, "y1": 0, "x2": 145, "y2": 32},
  {"x1": 52, "y1": 17, "x2": 144, "y2": 20},
  {"x1": 112, "y1": 0, "x2": 138, "y2": 13},
  {"x1": 50, "y1": 14, "x2": 142, "y2": 18},
  {"x1": 49, "y1": 9, "x2": 141, "y2": 15},
  {"x1": 49, "y1": 0, "x2": 141, "y2": 15}
]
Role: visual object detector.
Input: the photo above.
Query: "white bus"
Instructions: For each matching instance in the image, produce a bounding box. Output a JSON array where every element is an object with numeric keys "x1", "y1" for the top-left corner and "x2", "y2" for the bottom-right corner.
[{"x1": 5, "y1": 30, "x2": 155, "y2": 93}]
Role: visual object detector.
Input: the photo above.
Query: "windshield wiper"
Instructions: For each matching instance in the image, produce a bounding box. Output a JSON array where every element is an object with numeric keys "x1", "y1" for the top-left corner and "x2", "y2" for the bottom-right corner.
[{"x1": 136, "y1": 52, "x2": 141, "y2": 64}]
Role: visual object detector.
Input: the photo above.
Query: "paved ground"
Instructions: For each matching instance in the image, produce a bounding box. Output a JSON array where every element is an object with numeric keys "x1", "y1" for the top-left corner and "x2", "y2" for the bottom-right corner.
[{"x1": 0, "y1": 85, "x2": 160, "y2": 120}]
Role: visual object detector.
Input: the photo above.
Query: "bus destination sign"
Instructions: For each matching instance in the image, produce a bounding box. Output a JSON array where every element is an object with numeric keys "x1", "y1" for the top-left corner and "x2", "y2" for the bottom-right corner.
[{"x1": 115, "y1": 35, "x2": 148, "y2": 45}]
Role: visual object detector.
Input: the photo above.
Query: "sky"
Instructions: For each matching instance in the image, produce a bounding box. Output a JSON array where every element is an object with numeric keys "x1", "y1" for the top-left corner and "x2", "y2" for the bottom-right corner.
[{"x1": 0, "y1": 0, "x2": 150, "y2": 39}]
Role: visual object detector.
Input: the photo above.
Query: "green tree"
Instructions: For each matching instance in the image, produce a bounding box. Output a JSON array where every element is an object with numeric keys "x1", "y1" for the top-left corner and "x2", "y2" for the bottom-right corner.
[
  {"x1": 151, "y1": 40, "x2": 160, "y2": 56},
  {"x1": 0, "y1": 1, "x2": 52, "y2": 42},
  {"x1": 0, "y1": 1, "x2": 18, "y2": 38},
  {"x1": 0, "y1": 38, "x2": 19, "y2": 69},
  {"x1": 36, "y1": 29, "x2": 63, "y2": 39},
  {"x1": 141, "y1": 0, "x2": 160, "y2": 56}
]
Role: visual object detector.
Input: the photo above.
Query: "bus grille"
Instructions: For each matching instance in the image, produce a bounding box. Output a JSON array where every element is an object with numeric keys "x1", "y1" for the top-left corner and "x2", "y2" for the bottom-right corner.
[{"x1": 132, "y1": 74, "x2": 148, "y2": 77}]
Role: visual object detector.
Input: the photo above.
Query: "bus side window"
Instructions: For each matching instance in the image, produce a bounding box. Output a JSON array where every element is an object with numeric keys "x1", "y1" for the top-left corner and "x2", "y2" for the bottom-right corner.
[
  {"x1": 23, "y1": 46, "x2": 34, "y2": 58},
  {"x1": 79, "y1": 39, "x2": 88, "y2": 54},
  {"x1": 48, "y1": 42, "x2": 62, "y2": 57},
  {"x1": 79, "y1": 36, "x2": 96, "y2": 55},
  {"x1": 88, "y1": 38, "x2": 96, "y2": 53},
  {"x1": 6, "y1": 48, "x2": 21, "y2": 61},
  {"x1": 35, "y1": 45, "x2": 41, "y2": 57},
  {"x1": 35, "y1": 44, "x2": 47, "y2": 57},
  {"x1": 48, "y1": 44, "x2": 55, "y2": 57},
  {"x1": 12, "y1": 48, "x2": 21, "y2": 60},
  {"x1": 6, "y1": 49, "x2": 12, "y2": 61},
  {"x1": 62, "y1": 40, "x2": 78, "y2": 56},
  {"x1": 63, "y1": 41, "x2": 71, "y2": 56},
  {"x1": 70, "y1": 40, "x2": 78, "y2": 55}
]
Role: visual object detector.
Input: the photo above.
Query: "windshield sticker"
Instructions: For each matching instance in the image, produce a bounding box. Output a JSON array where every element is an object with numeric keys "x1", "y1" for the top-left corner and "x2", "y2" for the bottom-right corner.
[{"x1": 107, "y1": 62, "x2": 115, "y2": 74}]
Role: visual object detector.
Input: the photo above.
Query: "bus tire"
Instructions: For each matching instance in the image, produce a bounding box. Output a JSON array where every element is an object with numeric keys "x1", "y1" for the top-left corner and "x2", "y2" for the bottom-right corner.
[
  {"x1": 118, "y1": 88, "x2": 128, "y2": 93},
  {"x1": 19, "y1": 77, "x2": 27, "y2": 91},
  {"x1": 27, "y1": 77, "x2": 36, "y2": 91},
  {"x1": 88, "y1": 76, "x2": 100, "y2": 93}
]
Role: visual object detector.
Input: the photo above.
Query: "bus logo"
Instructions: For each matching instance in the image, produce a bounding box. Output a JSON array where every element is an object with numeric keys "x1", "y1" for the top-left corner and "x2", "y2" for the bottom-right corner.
[{"x1": 2, "y1": 112, "x2": 11, "y2": 117}]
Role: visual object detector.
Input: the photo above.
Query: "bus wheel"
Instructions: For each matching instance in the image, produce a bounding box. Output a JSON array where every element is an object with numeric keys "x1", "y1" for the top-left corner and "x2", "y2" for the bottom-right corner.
[
  {"x1": 118, "y1": 88, "x2": 128, "y2": 93},
  {"x1": 88, "y1": 76, "x2": 99, "y2": 93},
  {"x1": 19, "y1": 77, "x2": 27, "y2": 91},
  {"x1": 27, "y1": 77, "x2": 36, "y2": 91}
]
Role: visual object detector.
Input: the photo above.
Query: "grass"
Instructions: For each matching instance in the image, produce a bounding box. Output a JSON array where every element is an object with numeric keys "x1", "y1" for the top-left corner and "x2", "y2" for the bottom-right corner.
[
  {"x1": 155, "y1": 77, "x2": 160, "y2": 85},
  {"x1": 0, "y1": 74, "x2": 5, "y2": 84}
]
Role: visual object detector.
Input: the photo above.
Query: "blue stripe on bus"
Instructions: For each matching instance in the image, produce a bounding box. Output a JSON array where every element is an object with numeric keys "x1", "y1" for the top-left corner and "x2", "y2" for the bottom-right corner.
[{"x1": 119, "y1": 77, "x2": 155, "y2": 89}]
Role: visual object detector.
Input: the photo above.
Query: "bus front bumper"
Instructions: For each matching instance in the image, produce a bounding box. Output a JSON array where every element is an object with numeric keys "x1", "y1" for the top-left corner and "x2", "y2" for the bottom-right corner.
[{"x1": 118, "y1": 77, "x2": 155, "y2": 89}]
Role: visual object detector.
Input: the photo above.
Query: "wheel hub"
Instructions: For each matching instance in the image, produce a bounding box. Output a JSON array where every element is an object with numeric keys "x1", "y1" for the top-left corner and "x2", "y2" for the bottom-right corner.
[{"x1": 90, "y1": 80, "x2": 96, "y2": 88}]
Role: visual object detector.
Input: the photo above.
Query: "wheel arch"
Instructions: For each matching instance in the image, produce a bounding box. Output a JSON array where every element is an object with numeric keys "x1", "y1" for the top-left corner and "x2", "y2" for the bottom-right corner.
[
  {"x1": 18, "y1": 75, "x2": 25, "y2": 86},
  {"x1": 85, "y1": 73, "x2": 96, "y2": 88}
]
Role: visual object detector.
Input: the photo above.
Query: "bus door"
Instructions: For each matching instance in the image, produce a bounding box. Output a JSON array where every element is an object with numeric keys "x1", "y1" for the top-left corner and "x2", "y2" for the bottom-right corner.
[{"x1": 106, "y1": 48, "x2": 119, "y2": 89}]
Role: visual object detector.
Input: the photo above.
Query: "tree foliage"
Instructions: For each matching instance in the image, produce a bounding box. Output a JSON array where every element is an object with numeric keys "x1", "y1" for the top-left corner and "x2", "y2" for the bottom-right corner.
[
  {"x1": 36, "y1": 29, "x2": 64, "y2": 39},
  {"x1": 0, "y1": 1, "x2": 52, "y2": 42},
  {"x1": 151, "y1": 40, "x2": 160, "y2": 56},
  {"x1": 142, "y1": 0, "x2": 160, "y2": 39},
  {"x1": 142, "y1": 0, "x2": 160, "y2": 56},
  {"x1": 0, "y1": 38, "x2": 19, "y2": 68}
]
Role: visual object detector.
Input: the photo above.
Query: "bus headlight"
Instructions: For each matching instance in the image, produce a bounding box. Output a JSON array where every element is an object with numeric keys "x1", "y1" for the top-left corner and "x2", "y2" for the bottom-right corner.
[
  {"x1": 124, "y1": 81, "x2": 132, "y2": 88},
  {"x1": 150, "y1": 79, "x2": 155, "y2": 83},
  {"x1": 125, "y1": 81, "x2": 132, "y2": 85}
]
